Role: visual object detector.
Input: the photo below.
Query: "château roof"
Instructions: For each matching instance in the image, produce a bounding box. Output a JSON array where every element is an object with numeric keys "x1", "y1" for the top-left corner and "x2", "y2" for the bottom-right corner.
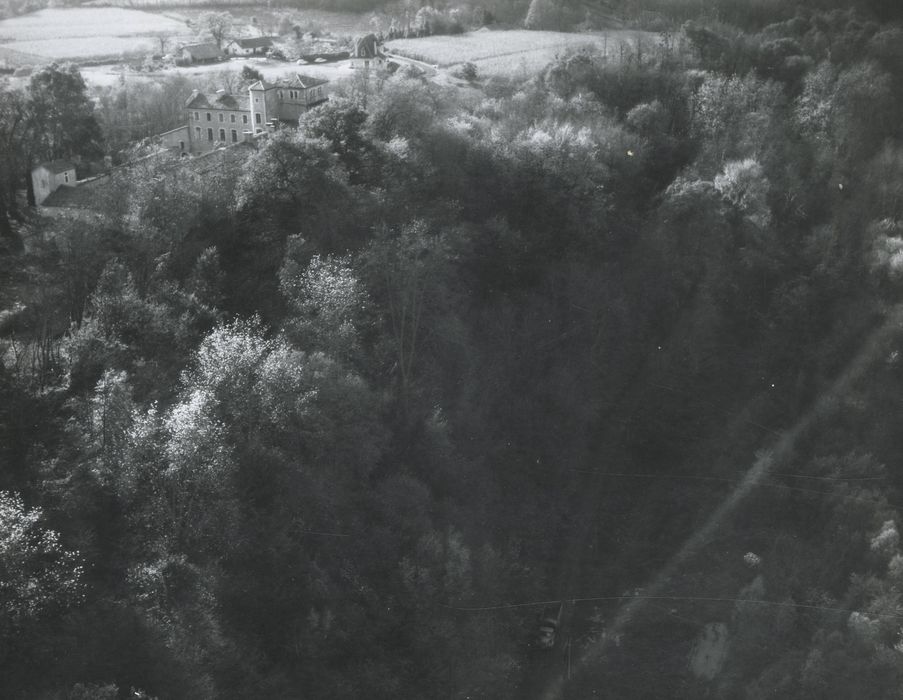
[{"x1": 186, "y1": 91, "x2": 251, "y2": 111}]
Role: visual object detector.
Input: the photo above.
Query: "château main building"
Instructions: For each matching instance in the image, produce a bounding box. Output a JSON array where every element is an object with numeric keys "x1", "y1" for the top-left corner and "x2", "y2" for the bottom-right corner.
[{"x1": 161, "y1": 74, "x2": 329, "y2": 155}]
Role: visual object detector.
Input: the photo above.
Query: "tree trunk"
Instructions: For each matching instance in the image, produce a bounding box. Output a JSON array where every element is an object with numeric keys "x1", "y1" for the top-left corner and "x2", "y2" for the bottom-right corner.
[
  {"x1": 0, "y1": 190, "x2": 22, "y2": 252},
  {"x1": 25, "y1": 166, "x2": 35, "y2": 207}
]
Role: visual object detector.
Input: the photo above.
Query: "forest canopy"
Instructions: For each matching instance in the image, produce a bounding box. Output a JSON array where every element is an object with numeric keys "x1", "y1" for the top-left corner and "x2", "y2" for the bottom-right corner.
[{"x1": 3, "y1": 3, "x2": 903, "y2": 699}]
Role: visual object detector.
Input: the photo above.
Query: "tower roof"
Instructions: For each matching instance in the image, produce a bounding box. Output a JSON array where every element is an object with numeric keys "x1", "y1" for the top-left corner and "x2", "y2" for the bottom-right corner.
[{"x1": 249, "y1": 74, "x2": 329, "y2": 91}]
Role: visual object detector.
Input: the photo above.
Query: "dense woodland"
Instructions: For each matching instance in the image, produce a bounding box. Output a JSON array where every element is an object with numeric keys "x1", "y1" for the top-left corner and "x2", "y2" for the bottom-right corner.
[{"x1": 4, "y1": 0, "x2": 903, "y2": 698}]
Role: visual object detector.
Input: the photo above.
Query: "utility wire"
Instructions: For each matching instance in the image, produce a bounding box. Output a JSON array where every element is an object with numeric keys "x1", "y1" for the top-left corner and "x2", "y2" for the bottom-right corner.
[{"x1": 441, "y1": 594, "x2": 903, "y2": 620}]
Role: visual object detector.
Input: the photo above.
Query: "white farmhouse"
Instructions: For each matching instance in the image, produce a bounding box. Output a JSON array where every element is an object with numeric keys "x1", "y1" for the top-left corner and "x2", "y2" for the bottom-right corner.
[{"x1": 225, "y1": 37, "x2": 276, "y2": 57}]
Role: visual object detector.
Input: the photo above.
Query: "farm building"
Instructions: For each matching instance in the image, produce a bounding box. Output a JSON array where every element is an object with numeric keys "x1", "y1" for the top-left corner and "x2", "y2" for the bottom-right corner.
[
  {"x1": 180, "y1": 42, "x2": 224, "y2": 63},
  {"x1": 351, "y1": 33, "x2": 386, "y2": 70},
  {"x1": 225, "y1": 36, "x2": 276, "y2": 56},
  {"x1": 31, "y1": 160, "x2": 76, "y2": 205},
  {"x1": 184, "y1": 75, "x2": 328, "y2": 155}
]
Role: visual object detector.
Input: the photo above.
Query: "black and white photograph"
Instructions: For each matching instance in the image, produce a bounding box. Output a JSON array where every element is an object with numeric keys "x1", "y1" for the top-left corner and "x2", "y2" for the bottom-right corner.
[{"x1": 1, "y1": 0, "x2": 903, "y2": 697}]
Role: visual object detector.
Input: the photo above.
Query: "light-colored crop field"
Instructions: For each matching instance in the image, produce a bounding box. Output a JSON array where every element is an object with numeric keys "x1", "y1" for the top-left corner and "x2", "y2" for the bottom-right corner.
[
  {"x1": 7, "y1": 37, "x2": 157, "y2": 60},
  {"x1": 0, "y1": 8, "x2": 184, "y2": 41},
  {"x1": 386, "y1": 29, "x2": 656, "y2": 77},
  {"x1": 0, "y1": 8, "x2": 189, "y2": 60}
]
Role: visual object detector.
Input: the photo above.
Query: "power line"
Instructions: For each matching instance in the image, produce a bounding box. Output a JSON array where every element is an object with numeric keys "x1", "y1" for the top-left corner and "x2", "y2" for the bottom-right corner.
[
  {"x1": 568, "y1": 469, "x2": 886, "y2": 500},
  {"x1": 441, "y1": 594, "x2": 903, "y2": 620}
]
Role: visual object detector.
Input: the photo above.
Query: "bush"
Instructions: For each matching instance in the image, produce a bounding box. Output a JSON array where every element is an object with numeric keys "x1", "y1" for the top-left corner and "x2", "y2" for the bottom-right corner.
[
  {"x1": 241, "y1": 64, "x2": 263, "y2": 81},
  {"x1": 456, "y1": 62, "x2": 479, "y2": 81}
]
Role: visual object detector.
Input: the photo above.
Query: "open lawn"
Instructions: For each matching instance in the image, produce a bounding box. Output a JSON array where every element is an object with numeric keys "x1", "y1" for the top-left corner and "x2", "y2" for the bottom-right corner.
[
  {"x1": 386, "y1": 28, "x2": 657, "y2": 77},
  {"x1": 0, "y1": 8, "x2": 190, "y2": 61}
]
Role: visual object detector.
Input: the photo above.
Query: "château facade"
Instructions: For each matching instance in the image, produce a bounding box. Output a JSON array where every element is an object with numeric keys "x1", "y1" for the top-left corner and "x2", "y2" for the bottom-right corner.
[{"x1": 161, "y1": 74, "x2": 329, "y2": 156}]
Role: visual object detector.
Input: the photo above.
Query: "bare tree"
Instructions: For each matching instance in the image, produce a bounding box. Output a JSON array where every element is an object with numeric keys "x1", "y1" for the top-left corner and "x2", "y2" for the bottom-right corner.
[
  {"x1": 153, "y1": 32, "x2": 170, "y2": 55},
  {"x1": 198, "y1": 11, "x2": 233, "y2": 49},
  {"x1": 207, "y1": 68, "x2": 240, "y2": 95}
]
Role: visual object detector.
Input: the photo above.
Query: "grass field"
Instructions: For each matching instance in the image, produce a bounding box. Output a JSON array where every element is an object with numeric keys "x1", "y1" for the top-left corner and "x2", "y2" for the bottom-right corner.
[
  {"x1": 7, "y1": 36, "x2": 160, "y2": 60},
  {"x1": 79, "y1": 55, "x2": 353, "y2": 88},
  {"x1": 0, "y1": 44, "x2": 44, "y2": 67},
  {"x1": 386, "y1": 29, "x2": 656, "y2": 77},
  {"x1": 0, "y1": 8, "x2": 189, "y2": 61}
]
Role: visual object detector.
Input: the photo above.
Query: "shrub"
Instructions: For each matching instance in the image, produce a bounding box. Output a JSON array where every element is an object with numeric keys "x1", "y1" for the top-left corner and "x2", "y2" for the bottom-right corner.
[{"x1": 456, "y1": 61, "x2": 478, "y2": 81}]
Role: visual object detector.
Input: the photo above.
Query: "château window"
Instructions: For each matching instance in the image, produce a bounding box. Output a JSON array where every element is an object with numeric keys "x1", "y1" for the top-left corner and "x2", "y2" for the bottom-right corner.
[
  {"x1": 230, "y1": 114, "x2": 236, "y2": 123},
  {"x1": 255, "y1": 113, "x2": 261, "y2": 124},
  {"x1": 195, "y1": 126, "x2": 201, "y2": 138},
  {"x1": 207, "y1": 128, "x2": 213, "y2": 141},
  {"x1": 219, "y1": 128, "x2": 226, "y2": 141},
  {"x1": 231, "y1": 129, "x2": 238, "y2": 143},
  {"x1": 206, "y1": 112, "x2": 211, "y2": 121},
  {"x1": 219, "y1": 113, "x2": 224, "y2": 122},
  {"x1": 242, "y1": 114, "x2": 248, "y2": 124},
  {"x1": 194, "y1": 111, "x2": 199, "y2": 120}
]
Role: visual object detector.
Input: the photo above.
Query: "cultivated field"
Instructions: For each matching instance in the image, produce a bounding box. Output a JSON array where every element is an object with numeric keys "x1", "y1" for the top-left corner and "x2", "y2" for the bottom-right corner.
[
  {"x1": 0, "y1": 8, "x2": 189, "y2": 61},
  {"x1": 386, "y1": 28, "x2": 657, "y2": 77}
]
